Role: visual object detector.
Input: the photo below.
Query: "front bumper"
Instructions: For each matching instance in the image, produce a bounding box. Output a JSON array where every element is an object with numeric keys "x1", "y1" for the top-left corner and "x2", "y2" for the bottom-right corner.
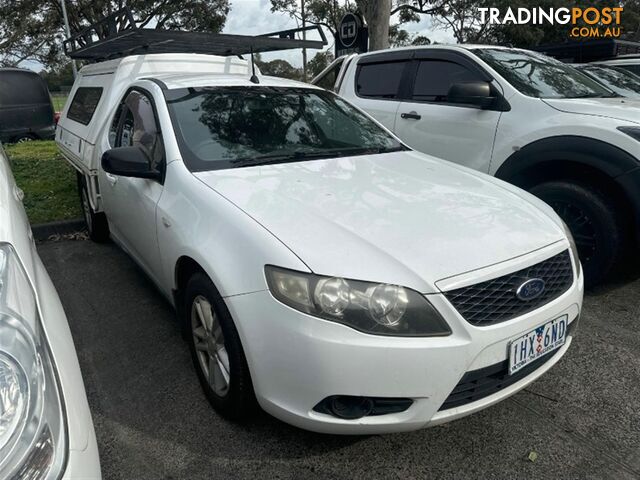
[{"x1": 226, "y1": 246, "x2": 584, "y2": 435}]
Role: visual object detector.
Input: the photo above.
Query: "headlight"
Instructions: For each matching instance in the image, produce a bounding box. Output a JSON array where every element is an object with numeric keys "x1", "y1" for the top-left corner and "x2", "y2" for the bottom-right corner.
[
  {"x1": 561, "y1": 221, "x2": 582, "y2": 278},
  {"x1": 0, "y1": 244, "x2": 66, "y2": 479},
  {"x1": 617, "y1": 126, "x2": 640, "y2": 142},
  {"x1": 265, "y1": 266, "x2": 451, "y2": 336}
]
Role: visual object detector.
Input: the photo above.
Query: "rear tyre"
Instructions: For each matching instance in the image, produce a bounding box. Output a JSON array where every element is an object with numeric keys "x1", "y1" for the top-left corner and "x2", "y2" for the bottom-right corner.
[
  {"x1": 184, "y1": 273, "x2": 257, "y2": 420},
  {"x1": 77, "y1": 173, "x2": 109, "y2": 242},
  {"x1": 529, "y1": 180, "x2": 622, "y2": 288}
]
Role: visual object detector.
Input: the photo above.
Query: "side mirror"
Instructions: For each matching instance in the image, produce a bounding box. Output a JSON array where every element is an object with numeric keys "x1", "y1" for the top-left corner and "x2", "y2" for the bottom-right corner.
[
  {"x1": 101, "y1": 146, "x2": 159, "y2": 180},
  {"x1": 447, "y1": 81, "x2": 495, "y2": 109}
]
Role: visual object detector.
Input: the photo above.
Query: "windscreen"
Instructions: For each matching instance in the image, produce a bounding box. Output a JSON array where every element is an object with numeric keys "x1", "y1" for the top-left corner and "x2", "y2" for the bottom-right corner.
[
  {"x1": 165, "y1": 86, "x2": 405, "y2": 171},
  {"x1": 473, "y1": 48, "x2": 615, "y2": 99},
  {"x1": 0, "y1": 70, "x2": 50, "y2": 107}
]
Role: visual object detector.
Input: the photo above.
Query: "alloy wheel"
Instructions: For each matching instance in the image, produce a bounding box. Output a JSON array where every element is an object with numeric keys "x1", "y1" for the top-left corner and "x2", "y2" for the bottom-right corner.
[{"x1": 191, "y1": 295, "x2": 230, "y2": 397}]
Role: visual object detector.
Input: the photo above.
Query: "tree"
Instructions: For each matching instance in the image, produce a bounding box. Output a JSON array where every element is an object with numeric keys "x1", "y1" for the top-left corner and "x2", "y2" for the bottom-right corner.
[
  {"x1": 272, "y1": 0, "x2": 416, "y2": 53},
  {"x1": 0, "y1": 0, "x2": 230, "y2": 68},
  {"x1": 40, "y1": 62, "x2": 75, "y2": 91},
  {"x1": 308, "y1": 50, "x2": 334, "y2": 78},
  {"x1": 424, "y1": 0, "x2": 640, "y2": 48},
  {"x1": 354, "y1": 0, "x2": 392, "y2": 50},
  {"x1": 270, "y1": 0, "x2": 349, "y2": 36},
  {"x1": 255, "y1": 54, "x2": 304, "y2": 80}
]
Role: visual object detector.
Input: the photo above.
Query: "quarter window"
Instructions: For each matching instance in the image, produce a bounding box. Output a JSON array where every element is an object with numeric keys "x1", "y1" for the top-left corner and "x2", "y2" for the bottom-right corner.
[
  {"x1": 356, "y1": 61, "x2": 407, "y2": 99},
  {"x1": 411, "y1": 60, "x2": 481, "y2": 102},
  {"x1": 67, "y1": 87, "x2": 103, "y2": 125}
]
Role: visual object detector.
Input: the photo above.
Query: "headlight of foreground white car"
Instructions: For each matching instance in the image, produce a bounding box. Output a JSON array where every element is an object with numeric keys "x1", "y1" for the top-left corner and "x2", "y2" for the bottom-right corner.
[
  {"x1": 265, "y1": 266, "x2": 451, "y2": 336},
  {"x1": 0, "y1": 244, "x2": 66, "y2": 479}
]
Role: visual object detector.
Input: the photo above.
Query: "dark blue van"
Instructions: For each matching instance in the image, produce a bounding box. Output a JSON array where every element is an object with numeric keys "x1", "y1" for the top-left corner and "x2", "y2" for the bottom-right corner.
[{"x1": 0, "y1": 68, "x2": 55, "y2": 143}]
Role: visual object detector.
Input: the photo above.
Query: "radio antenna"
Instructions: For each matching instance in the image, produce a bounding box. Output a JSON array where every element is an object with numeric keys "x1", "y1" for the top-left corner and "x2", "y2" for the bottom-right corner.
[{"x1": 250, "y1": 46, "x2": 259, "y2": 84}]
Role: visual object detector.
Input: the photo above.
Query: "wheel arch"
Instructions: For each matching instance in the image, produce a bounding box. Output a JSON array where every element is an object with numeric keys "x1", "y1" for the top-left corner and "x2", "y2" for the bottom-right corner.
[
  {"x1": 494, "y1": 135, "x2": 638, "y2": 233},
  {"x1": 495, "y1": 135, "x2": 638, "y2": 186}
]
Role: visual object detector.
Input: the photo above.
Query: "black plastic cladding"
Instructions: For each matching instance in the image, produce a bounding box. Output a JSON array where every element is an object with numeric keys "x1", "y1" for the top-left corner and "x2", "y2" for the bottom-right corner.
[{"x1": 438, "y1": 318, "x2": 577, "y2": 411}]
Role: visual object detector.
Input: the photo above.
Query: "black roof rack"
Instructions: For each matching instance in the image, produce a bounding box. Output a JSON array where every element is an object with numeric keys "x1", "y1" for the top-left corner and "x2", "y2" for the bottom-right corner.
[{"x1": 63, "y1": 7, "x2": 327, "y2": 62}]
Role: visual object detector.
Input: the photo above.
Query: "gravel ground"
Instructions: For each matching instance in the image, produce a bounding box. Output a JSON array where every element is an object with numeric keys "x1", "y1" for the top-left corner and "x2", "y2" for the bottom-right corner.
[{"x1": 39, "y1": 240, "x2": 640, "y2": 480}]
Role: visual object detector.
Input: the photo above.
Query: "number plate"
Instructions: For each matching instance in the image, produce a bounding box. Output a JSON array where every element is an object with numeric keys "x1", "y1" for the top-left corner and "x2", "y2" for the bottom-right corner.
[{"x1": 508, "y1": 315, "x2": 568, "y2": 375}]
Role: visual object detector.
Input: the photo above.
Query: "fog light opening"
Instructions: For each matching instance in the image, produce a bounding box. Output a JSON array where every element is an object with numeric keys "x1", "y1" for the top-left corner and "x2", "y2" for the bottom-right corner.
[
  {"x1": 313, "y1": 395, "x2": 413, "y2": 419},
  {"x1": 330, "y1": 396, "x2": 374, "y2": 420}
]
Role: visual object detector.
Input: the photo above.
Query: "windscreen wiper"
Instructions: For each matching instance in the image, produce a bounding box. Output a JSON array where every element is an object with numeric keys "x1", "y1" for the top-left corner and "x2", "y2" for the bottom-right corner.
[
  {"x1": 230, "y1": 146, "x2": 405, "y2": 167},
  {"x1": 569, "y1": 93, "x2": 620, "y2": 98}
]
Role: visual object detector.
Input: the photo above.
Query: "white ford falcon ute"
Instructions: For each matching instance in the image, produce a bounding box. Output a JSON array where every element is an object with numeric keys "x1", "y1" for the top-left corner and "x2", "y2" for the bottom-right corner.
[
  {"x1": 57, "y1": 53, "x2": 584, "y2": 434},
  {"x1": 0, "y1": 143, "x2": 100, "y2": 477}
]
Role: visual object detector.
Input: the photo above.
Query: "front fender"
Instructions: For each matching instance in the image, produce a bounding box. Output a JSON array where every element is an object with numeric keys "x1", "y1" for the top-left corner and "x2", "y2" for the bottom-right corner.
[
  {"x1": 157, "y1": 161, "x2": 309, "y2": 300},
  {"x1": 495, "y1": 135, "x2": 639, "y2": 182}
]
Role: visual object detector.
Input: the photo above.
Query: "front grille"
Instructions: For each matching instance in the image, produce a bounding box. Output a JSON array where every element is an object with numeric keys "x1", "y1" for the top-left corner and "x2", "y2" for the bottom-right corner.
[{"x1": 443, "y1": 250, "x2": 573, "y2": 326}]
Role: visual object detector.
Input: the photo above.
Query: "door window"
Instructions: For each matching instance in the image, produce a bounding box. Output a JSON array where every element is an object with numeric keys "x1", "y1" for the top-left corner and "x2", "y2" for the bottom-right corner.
[
  {"x1": 356, "y1": 61, "x2": 407, "y2": 99},
  {"x1": 111, "y1": 90, "x2": 164, "y2": 172},
  {"x1": 411, "y1": 60, "x2": 482, "y2": 102},
  {"x1": 617, "y1": 64, "x2": 640, "y2": 77}
]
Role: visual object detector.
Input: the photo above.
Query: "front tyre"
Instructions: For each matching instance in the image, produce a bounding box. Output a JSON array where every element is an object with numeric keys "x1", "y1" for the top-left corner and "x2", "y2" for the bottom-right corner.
[
  {"x1": 184, "y1": 273, "x2": 257, "y2": 420},
  {"x1": 529, "y1": 180, "x2": 622, "y2": 288},
  {"x1": 77, "y1": 173, "x2": 109, "y2": 242}
]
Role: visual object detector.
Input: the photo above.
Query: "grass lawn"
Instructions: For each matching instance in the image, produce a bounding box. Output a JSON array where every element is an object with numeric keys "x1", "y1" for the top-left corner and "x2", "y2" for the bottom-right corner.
[
  {"x1": 5, "y1": 141, "x2": 81, "y2": 224},
  {"x1": 51, "y1": 94, "x2": 68, "y2": 111}
]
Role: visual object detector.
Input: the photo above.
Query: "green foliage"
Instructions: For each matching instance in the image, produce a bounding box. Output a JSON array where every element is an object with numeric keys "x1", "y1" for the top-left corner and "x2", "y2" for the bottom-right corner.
[
  {"x1": 40, "y1": 63, "x2": 74, "y2": 92},
  {"x1": 0, "y1": 0, "x2": 230, "y2": 69},
  {"x1": 255, "y1": 56, "x2": 304, "y2": 80},
  {"x1": 308, "y1": 50, "x2": 335, "y2": 78},
  {"x1": 269, "y1": 0, "x2": 348, "y2": 34},
  {"x1": 389, "y1": 24, "x2": 431, "y2": 46},
  {"x1": 5, "y1": 141, "x2": 81, "y2": 224},
  {"x1": 426, "y1": 0, "x2": 640, "y2": 47}
]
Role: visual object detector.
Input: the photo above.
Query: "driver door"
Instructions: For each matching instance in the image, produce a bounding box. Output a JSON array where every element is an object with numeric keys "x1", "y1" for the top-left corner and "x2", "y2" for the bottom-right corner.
[
  {"x1": 394, "y1": 55, "x2": 502, "y2": 172},
  {"x1": 99, "y1": 88, "x2": 165, "y2": 283}
]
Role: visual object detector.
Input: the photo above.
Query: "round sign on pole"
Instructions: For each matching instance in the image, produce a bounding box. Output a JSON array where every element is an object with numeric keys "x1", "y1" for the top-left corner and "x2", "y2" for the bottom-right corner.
[{"x1": 338, "y1": 13, "x2": 363, "y2": 49}]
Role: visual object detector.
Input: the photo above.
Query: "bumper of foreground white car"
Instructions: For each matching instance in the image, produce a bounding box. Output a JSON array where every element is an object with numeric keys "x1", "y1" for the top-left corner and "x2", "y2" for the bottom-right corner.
[
  {"x1": 225, "y1": 247, "x2": 584, "y2": 435},
  {"x1": 32, "y1": 252, "x2": 102, "y2": 478}
]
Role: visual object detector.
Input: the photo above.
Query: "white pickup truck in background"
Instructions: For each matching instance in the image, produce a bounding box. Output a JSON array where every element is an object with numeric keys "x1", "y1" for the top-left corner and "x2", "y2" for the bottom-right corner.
[{"x1": 314, "y1": 45, "x2": 640, "y2": 287}]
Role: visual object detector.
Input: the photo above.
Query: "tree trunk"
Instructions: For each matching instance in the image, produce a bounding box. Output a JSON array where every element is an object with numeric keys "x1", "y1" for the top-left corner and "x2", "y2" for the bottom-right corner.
[{"x1": 357, "y1": 0, "x2": 391, "y2": 51}]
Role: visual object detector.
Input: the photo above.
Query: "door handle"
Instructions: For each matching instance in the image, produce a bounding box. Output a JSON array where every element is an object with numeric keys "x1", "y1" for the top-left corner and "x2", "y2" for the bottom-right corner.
[
  {"x1": 105, "y1": 173, "x2": 118, "y2": 185},
  {"x1": 401, "y1": 111, "x2": 421, "y2": 120}
]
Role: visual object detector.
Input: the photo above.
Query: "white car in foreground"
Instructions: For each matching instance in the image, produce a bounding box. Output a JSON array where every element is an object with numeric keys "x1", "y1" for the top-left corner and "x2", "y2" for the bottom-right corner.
[
  {"x1": 57, "y1": 53, "x2": 583, "y2": 434},
  {"x1": 0, "y1": 143, "x2": 100, "y2": 477}
]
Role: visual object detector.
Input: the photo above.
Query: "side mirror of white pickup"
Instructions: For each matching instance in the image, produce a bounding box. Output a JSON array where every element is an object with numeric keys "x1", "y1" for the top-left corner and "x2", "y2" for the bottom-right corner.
[
  {"x1": 101, "y1": 146, "x2": 160, "y2": 180},
  {"x1": 447, "y1": 81, "x2": 496, "y2": 109}
]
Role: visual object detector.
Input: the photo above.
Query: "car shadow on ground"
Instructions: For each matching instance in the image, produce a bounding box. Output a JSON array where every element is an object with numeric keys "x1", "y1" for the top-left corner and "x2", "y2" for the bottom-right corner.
[{"x1": 38, "y1": 239, "x2": 640, "y2": 480}]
